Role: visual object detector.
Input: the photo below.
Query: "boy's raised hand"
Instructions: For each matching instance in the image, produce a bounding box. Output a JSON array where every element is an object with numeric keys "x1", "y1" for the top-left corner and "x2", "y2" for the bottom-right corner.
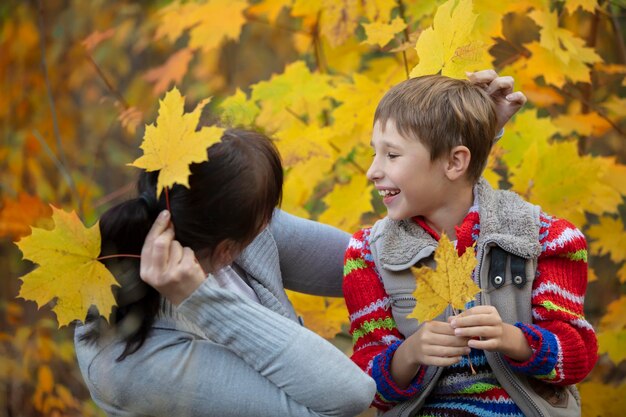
[
  {"x1": 140, "y1": 210, "x2": 206, "y2": 305},
  {"x1": 467, "y1": 70, "x2": 527, "y2": 133}
]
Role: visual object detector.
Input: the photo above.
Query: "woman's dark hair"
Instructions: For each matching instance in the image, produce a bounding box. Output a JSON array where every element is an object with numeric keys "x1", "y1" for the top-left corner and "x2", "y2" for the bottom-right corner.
[{"x1": 82, "y1": 129, "x2": 283, "y2": 360}]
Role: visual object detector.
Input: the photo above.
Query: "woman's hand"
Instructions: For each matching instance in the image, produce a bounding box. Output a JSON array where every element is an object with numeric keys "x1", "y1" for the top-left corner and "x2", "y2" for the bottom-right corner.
[
  {"x1": 450, "y1": 305, "x2": 532, "y2": 362},
  {"x1": 467, "y1": 69, "x2": 527, "y2": 133},
  {"x1": 140, "y1": 210, "x2": 206, "y2": 306}
]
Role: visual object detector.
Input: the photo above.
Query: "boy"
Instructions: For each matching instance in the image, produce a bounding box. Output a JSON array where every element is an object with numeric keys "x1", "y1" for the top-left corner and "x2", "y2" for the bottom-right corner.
[{"x1": 343, "y1": 74, "x2": 597, "y2": 417}]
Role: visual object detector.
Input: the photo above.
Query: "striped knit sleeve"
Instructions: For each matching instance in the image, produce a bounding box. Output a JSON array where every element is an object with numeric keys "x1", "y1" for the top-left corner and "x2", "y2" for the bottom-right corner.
[
  {"x1": 343, "y1": 228, "x2": 428, "y2": 410},
  {"x1": 505, "y1": 214, "x2": 598, "y2": 384}
]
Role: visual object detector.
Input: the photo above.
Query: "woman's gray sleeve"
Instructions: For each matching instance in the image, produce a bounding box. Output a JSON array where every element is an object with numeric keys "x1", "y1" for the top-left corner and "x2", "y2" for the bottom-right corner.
[
  {"x1": 176, "y1": 280, "x2": 376, "y2": 417},
  {"x1": 76, "y1": 282, "x2": 374, "y2": 417},
  {"x1": 269, "y1": 210, "x2": 351, "y2": 297}
]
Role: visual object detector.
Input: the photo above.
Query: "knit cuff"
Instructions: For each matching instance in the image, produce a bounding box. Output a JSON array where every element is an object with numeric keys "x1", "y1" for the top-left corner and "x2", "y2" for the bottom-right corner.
[
  {"x1": 505, "y1": 323, "x2": 559, "y2": 377},
  {"x1": 371, "y1": 341, "x2": 427, "y2": 403}
]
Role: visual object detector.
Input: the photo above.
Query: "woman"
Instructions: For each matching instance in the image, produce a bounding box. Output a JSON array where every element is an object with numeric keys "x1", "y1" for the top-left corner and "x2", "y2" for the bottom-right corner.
[{"x1": 74, "y1": 129, "x2": 376, "y2": 417}]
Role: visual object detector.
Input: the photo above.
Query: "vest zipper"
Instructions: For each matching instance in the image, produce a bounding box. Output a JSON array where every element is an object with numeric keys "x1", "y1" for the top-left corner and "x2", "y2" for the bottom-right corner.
[{"x1": 476, "y1": 240, "x2": 545, "y2": 417}]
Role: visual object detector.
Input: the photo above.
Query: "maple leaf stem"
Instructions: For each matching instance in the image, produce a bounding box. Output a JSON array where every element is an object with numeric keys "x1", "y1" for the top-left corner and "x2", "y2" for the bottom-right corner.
[
  {"x1": 452, "y1": 307, "x2": 476, "y2": 375},
  {"x1": 97, "y1": 254, "x2": 142, "y2": 261}
]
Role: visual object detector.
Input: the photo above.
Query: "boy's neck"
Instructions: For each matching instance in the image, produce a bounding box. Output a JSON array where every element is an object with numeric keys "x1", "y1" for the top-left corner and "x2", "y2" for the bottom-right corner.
[{"x1": 422, "y1": 183, "x2": 474, "y2": 241}]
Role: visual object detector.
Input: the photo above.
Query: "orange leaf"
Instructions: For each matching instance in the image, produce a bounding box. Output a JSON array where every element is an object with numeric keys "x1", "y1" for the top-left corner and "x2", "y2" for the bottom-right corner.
[
  {"x1": 0, "y1": 194, "x2": 52, "y2": 241},
  {"x1": 143, "y1": 48, "x2": 194, "y2": 96}
]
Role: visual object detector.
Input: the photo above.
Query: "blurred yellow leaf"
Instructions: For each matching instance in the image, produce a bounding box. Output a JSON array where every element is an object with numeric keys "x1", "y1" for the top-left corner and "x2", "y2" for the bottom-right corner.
[
  {"x1": 319, "y1": 174, "x2": 373, "y2": 232},
  {"x1": 599, "y1": 296, "x2": 626, "y2": 331},
  {"x1": 597, "y1": 329, "x2": 626, "y2": 364},
  {"x1": 16, "y1": 207, "x2": 117, "y2": 327},
  {"x1": 587, "y1": 216, "x2": 626, "y2": 264},
  {"x1": 330, "y1": 71, "x2": 399, "y2": 152},
  {"x1": 363, "y1": 0, "x2": 397, "y2": 22},
  {"x1": 286, "y1": 290, "x2": 348, "y2": 339},
  {"x1": 37, "y1": 365, "x2": 54, "y2": 393},
  {"x1": 282, "y1": 156, "x2": 334, "y2": 218},
  {"x1": 361, "y1": 17, "x2": 407, "y2": 47},
  {"x1": 409, "y1": 234, "x2": 480, "y2": 322},
  {"x1": 553, "y1": 112, "x2": 611, "y2": 137},
  {"x1": 579, "y1": 381, "x2": 626, "y2": 417},
  {"x1": 218, "y1": 88, "x2": 260, "y2": 127},
  {"x1": 251, "y1": 61, "x2": 333, "y2": 132},
  {"x1": 128, "y1": 87, "x2": 223, "y2": 196},
  {"x1": 274, "y1": 122, "x2": 336, "y2": 167},
  {"x1": 500, "y1": 109, "x2": 558, "y2": 168},
  {"x1": 410, "y1": 0, "x2": 492, "y2": 79},
  {"x1": 510, "y1": 141, "x2": 626, "y2": 226},
  {"x1": 155, "y1": 0, "x2": 247, "y2": 52},
  {"x1": 246, "y1": 0, "x2": 287, "y2": 23},
  {"x1": 564, "y1": 0, "x2": 597, "y2": 14},
  {"x1": 320, "y1": 0, "x2": 360, "y2": 48}
]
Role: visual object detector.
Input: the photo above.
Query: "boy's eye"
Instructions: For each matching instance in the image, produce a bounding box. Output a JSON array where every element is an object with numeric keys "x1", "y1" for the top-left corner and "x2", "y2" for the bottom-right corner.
[{"x1": 387, "y1": 153, "x2": 399, "y2": 159}]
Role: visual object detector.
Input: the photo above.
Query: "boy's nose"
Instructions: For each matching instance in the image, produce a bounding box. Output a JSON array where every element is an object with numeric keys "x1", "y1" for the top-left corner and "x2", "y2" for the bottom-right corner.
[{"x1": 366, "y1": 160, "x2": 381, "y2": 182}]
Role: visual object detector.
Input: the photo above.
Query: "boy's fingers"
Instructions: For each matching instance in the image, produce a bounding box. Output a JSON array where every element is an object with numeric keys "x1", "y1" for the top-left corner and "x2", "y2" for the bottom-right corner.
[{"x1": 467, "y1": 69, "x2": 498, "y2": 84}]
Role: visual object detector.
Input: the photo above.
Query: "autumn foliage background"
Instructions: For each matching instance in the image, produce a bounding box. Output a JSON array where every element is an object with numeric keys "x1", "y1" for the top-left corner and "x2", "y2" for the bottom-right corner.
[{"x1": 1, "y1": 0, "x2": 625, "y2": 415}]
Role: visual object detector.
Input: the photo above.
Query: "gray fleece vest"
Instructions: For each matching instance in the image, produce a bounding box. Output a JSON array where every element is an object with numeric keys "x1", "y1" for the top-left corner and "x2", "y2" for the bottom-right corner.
[{"x1": 369, "y1": 178, "x2": 581, "y2": 417}]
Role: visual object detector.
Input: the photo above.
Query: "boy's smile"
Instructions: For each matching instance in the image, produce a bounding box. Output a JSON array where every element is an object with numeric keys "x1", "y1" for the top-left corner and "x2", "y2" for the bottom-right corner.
[{"x1": 367, "y1": 120, "x2": 448, "y2": 221}]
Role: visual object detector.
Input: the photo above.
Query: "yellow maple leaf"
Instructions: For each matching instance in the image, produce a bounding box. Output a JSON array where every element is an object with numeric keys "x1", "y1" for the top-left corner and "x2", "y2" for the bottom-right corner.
[
  {"x1": 16, "y1": 207, "x2": 118, "y2": 327},
  {"x1": 318, "y1": 174, "x2": 374, "y2": 232},
  {"x1": 361, "y1": 17, "x2": 407, "y2": 47},
  {"x1": 510, "y1": 141, "x2": 626, "y2": 227},
  {"x1": 408, "y1": 234, "x2": 480, "y2": 323},
  {"x1": 128, "y1": 87, "x2": 224, "y2": 196},
  {"x1": 410, "y1": 0, "x2": 493, "y2": 79},
  {"x1": 286, "y1": 290, "x2": 349, "y2": 339},
  {"x1": 587, "y1": 216, "x2": 626, "y2": 265}
]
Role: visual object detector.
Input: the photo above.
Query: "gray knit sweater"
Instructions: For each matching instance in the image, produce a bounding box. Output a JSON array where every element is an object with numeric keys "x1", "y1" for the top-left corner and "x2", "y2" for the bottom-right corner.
[{"x1": 74, "y1": 210, "x2": 376, "y2": 417}]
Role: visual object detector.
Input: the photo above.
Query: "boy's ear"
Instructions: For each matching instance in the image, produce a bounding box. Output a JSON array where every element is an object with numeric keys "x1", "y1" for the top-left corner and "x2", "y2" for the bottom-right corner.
[{"x1": 444, "y1": 145, "x2": 471, "y2": 181}]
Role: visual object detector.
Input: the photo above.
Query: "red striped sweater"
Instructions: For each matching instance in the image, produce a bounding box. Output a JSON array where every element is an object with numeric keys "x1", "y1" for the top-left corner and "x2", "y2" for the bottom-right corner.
[{"x1": 343, "y1": 210, "x2": 598, "y2": 411}]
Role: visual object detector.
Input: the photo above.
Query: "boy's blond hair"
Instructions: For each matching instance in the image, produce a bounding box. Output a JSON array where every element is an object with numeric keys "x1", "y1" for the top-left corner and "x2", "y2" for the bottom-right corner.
[{"x1": 374, "y1": 75, "x2": 497, "y2": 183}]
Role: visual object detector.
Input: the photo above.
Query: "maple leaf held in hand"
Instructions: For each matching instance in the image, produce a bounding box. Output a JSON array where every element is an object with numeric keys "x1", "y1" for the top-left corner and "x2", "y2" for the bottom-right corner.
[
  {"x1": 128, "y1": 87, "x2": 224, "y2": 196},
  {"x1": 408, "y1": 233, "x2": 481, "y2": 323},
  {"x1": 16, "y1": 206, "x2": 118, "y2": 327}
]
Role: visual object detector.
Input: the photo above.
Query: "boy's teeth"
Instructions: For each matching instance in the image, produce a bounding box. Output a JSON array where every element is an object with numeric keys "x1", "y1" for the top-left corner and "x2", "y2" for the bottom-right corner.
[{"x1": 379, "y1": 189, "x2": 400, "y2": 197}]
